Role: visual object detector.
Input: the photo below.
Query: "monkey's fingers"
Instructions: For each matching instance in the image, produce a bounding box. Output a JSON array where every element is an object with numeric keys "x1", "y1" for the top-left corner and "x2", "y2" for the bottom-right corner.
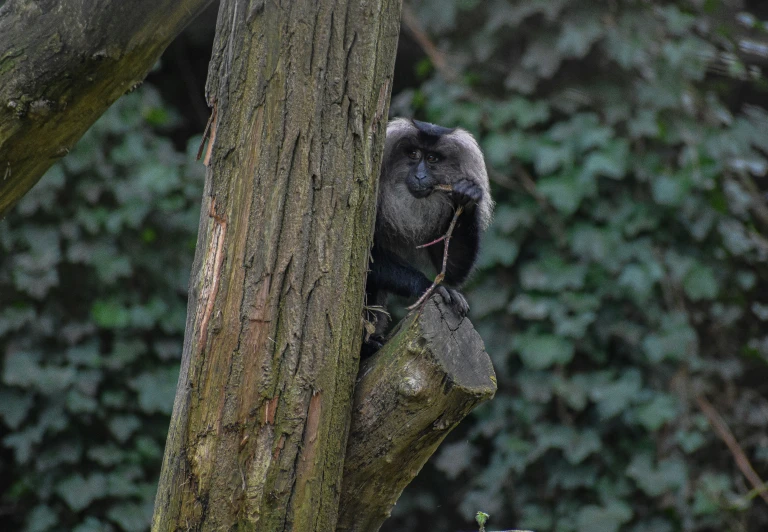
[
  {"x1": 452, "y1": 179, "x2": 482, "y2": 207},
  {"x1": 436, "y1": 286, "x2": 470, "y2": 317}
]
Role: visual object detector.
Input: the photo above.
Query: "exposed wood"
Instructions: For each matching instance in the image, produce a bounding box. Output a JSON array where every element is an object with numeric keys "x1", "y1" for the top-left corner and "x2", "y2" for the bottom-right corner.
[
  {"x1": 337, "y1": 296, "x2": 497, "y2": 532},
  {"x1": 0, "y1": 0, "x2": 214, "y2": 215},
  {"x1": 152, "y1": 0, "x2": 402, "y2": 530}
]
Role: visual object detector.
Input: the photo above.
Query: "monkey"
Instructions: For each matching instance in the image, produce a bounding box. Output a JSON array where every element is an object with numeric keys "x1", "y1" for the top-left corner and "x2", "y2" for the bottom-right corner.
[{"x1": 362, "y1": 118, "x2": 493, "y2": 355}]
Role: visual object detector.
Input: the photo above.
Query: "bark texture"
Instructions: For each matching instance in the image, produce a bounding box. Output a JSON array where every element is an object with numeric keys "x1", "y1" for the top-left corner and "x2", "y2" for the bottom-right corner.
[
  {"x1": 152, "y1": 0, "x2": 402, "y2": 530},
  {"x1": 0, "y1": 0, "x2": 213, "y2": 215},
  {"x1": 337, "y1": 296, "x2": 497, "y2": 532}
]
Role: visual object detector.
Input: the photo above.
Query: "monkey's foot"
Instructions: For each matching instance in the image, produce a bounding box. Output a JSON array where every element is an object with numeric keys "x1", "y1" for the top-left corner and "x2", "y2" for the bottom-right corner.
[{"x1": 436, "y1": 286, "x2": 469, "y2": 317}]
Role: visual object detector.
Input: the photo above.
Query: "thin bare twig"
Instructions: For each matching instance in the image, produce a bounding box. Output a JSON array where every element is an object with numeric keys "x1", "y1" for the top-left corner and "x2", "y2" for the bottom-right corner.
[
  {"x1": 401, "y1": 5, "x2": 459, "y2": 82},
  {"x1": 734, "y1": 173, "x2": 768, "y2": 228},
  {"x1": 696, "y1": 394, "x2": 768, "y2": 505},
  {"x1": 197, "y1": 107, "x2": 215, "y2": 161},
  {"x1": 416, "y1": 234, "x2": 446, "y2": 249},
  {"x1": 407, "y1": 203, "x2": 464, "y2": 312}
]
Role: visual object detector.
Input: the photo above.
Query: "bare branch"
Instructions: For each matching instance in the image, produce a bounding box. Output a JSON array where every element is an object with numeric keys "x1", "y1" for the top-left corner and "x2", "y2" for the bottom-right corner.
[
  {"x1": 697, "y1": 394, "x2": 768, "y2": 506},
  {"x1": 407, "y1": 204, "x2": 464, "y2": 311}
]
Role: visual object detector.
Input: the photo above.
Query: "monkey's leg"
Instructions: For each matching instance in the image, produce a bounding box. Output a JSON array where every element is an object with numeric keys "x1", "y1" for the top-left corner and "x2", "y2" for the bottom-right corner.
[{"x1": 362, "y1": 248, "x2": 433, "y2": 356}]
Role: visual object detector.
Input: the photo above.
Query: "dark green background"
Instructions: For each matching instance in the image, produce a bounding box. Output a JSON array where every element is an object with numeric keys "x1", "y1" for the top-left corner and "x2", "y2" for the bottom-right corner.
[{"x1": 2, "y1": 1, "x2": 768, "y2": 531}]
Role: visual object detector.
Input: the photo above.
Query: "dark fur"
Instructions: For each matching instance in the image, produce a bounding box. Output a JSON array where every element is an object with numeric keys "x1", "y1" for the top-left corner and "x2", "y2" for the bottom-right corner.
[{"x1": 363, "y1": 119, "x2": 493, "y2": 355}]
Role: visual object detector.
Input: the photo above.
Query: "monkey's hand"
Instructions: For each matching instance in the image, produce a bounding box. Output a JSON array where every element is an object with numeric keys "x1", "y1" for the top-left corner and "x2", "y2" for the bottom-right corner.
[
  {"x1": 451, "y1": 178, "x2": 483, "y2": 209},
  {"x1": 436, "y1": 286, "x2": 470, "y2": 317}
]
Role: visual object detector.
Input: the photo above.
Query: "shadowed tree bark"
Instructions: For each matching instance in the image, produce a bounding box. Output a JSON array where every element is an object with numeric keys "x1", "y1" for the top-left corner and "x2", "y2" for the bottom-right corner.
[
  {"x1": 0, "y1": 0, "x2": 214, "y2": 215},
  {"x1": 151, "y1": 0, "x2": 403, "y2": 529}
]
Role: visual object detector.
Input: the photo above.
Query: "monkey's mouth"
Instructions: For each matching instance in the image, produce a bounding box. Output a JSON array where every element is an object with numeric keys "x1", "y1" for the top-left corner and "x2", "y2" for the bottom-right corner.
[
  {"x1": 405, "y1": 179, "x2": 437, "y2": 199},
  {"x1": 409, "y1": 186, "x2": 433, "y2": 199}
]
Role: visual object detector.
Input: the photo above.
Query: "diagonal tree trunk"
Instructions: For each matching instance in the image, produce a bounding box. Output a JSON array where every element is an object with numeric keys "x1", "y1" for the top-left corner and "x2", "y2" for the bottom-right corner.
[
  {"x1": 338, "y1": 296, "x2": 497, "y2": 531},
  {"x1": 0, "y1": 0, "x2": 213, "y2": 215},
  {"x1": 151, "y1": 0, "x2": 402, "y2": 529}
]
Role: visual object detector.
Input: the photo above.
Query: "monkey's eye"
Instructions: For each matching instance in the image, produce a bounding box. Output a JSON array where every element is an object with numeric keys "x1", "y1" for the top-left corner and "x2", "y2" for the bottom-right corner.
[
  {"x1": 407, "y1": 149, "x2": 421, "y2": 160},
  {"x1": 426, "y1": 153, "x2": 440, "y2": 164}
]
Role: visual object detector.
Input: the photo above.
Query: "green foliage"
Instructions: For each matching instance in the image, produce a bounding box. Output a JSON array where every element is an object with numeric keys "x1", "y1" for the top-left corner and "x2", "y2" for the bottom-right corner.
[
  {"x1": 3, "y1": 2, "x2": 768, "y2": 531},
  {"x1": 387, "y1": 1, "x2": 768, "y2": 531},
  {"x1": 0, "y1": 86, "x2": 203, "y2": 530}
]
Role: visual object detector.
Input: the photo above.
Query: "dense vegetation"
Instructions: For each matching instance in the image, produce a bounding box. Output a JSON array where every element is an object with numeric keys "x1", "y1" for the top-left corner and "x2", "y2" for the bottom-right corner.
[
  {"x1": 0, "y1": 87, "x2": 205, "y2": 530},
  {"x1": 2, "y1": 1, "x2": 767, "y2": 531},
  {"x1": 386, "y1": 2, "x2": 768, "y2": 531}
]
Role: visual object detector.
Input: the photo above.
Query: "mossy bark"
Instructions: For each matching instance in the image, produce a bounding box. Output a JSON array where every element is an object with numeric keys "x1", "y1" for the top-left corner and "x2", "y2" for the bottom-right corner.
[
  {"x1": 152, "y1": 0, "x2": 402, "y2": 530},
  {"x1": 0, "y1": 0, "x2": 213, "y2": 215},
  {"x1": 337, "y1": 296, "x2": 497, "y2": 532}
]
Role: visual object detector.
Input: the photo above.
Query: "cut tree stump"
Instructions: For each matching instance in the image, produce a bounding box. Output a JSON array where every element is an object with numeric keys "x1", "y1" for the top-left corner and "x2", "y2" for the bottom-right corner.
[{"x1": 337, "y1": 295, "x2": 497, "y2": 532}]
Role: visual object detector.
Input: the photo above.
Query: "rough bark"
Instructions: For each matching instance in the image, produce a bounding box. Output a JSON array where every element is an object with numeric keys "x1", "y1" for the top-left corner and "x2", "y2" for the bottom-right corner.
[
  {"x1": 0, "y1": 0, "x2": 214, "y2": 216},
  {"x1": 337, "y1": 296, "x2": 497, "y2": 532},
  {"x1": 152, "y1": 0, "x2": 402, "y2": 530}
]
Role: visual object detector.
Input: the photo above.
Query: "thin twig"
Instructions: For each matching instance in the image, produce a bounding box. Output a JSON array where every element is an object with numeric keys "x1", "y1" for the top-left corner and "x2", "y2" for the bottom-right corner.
[
  {"x1": 696, "y1": 394, "x2": 768, "y2": 505},
  {"x1": 401, "y1": 5, "x2": 459, "y2": 82},
  {"x1": 414, "y1": 185, "x2": 455, "y2": 249},
  {"x1": 407, "y1": 204, "x2": 464, "y2": 311},
  {"x1": 734, "y1": 173, "x2": 768, "y2": 228},
  {"x1": 197, "y1": 104, "x2": 217, "y2": 162},
  {"x1": 416, "y1": 234, "x2": 446, "y2": 249}
]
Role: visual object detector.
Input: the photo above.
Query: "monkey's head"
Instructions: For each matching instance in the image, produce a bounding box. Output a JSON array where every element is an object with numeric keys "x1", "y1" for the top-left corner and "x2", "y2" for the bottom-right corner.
[
  {"x1": 380, "y1": 118, "x2": 493, "y2": 233},
  {"x1": 382, "y1": 119, "x2": 458, "y2": 199}
]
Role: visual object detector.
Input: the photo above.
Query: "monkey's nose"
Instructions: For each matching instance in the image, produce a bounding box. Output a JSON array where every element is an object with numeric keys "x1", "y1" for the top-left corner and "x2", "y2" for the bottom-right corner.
[{"x1": 415, "y1": 172, "x2": 428, "y2": 181}]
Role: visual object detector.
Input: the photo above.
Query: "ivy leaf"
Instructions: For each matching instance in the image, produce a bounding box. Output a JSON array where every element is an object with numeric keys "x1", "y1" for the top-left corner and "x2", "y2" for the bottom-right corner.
[
  {"x1": 26, "y1": 505, "x2": 58, "y2": 532},
  {"x1": 91, "y1": 299, "x2": 131, "y2": 329},
  {"x1": 55, "y1": 473, "x2": 108, "y2": 511},
  {"x1": 107, "y1": 502, "x2": 154, "y2": 532},
  {"x1": 627, "y1": 453, "x2": 687, "y2": 496},
  {"x1": 130, "y1": 367, "x2": 178, "y2": 415},
  {"x1": 581, "y1": 139, "x2": 629, "y2": 180},
  {"x1": 108, "y1": 415, "x2": 141, "y2": 443},
  {"x1": 642, "y1": 314, "x2": 697, "y2": 363},
  {"x1": 683, "y1": 264, "x2": 718, "y2": 301},
  {"x1": 576, "y1": 500, "x2": 633, "y2": 532},
  {"x1": 590, "y1": 369, "x2": 642, "y2": 419},
  {"x1": 434, "y1": 441, "x2": 477, "y2": 479},
  {"x1": 636, "y1": 394, "x2": 679, "y2": 431},
  {"x1": 520, "y1": 255, "x2": 588, "y2": 291},
  {"x1": 0, "y1": 390, "x2": 34, "y2": 429},
  {"x1": 73, "y1": 517, "x2": 112, "y2": 532},
  {"x1": 536, "y1": 174, "x2": 584, "y2": 214},
  {"x1": 515, "y1": 333, "x2": 575, "y2": 369}
]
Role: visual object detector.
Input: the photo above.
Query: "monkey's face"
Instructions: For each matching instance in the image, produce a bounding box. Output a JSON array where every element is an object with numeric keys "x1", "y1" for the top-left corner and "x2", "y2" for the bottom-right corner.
[{"x1": 403, "y1": 147, "x2": 441, "y2": 199}]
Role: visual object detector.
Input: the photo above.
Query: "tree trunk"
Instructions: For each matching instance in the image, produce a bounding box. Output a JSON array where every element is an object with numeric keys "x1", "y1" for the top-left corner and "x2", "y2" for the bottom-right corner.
[
  {"x1": 151, "y1": 0, "x2": 402, "y2": 530},
  {"x1": 0, "y1": 0, "x2": 213, "y2": 216},
  {"x1": 337, "y1": 296, "x2": 497, "y2": 532}
]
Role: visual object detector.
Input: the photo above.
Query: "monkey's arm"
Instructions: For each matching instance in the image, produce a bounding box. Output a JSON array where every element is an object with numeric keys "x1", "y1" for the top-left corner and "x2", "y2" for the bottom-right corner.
[{"x1": 367, "y1": 245, "x2": 432, "y2": 298}]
